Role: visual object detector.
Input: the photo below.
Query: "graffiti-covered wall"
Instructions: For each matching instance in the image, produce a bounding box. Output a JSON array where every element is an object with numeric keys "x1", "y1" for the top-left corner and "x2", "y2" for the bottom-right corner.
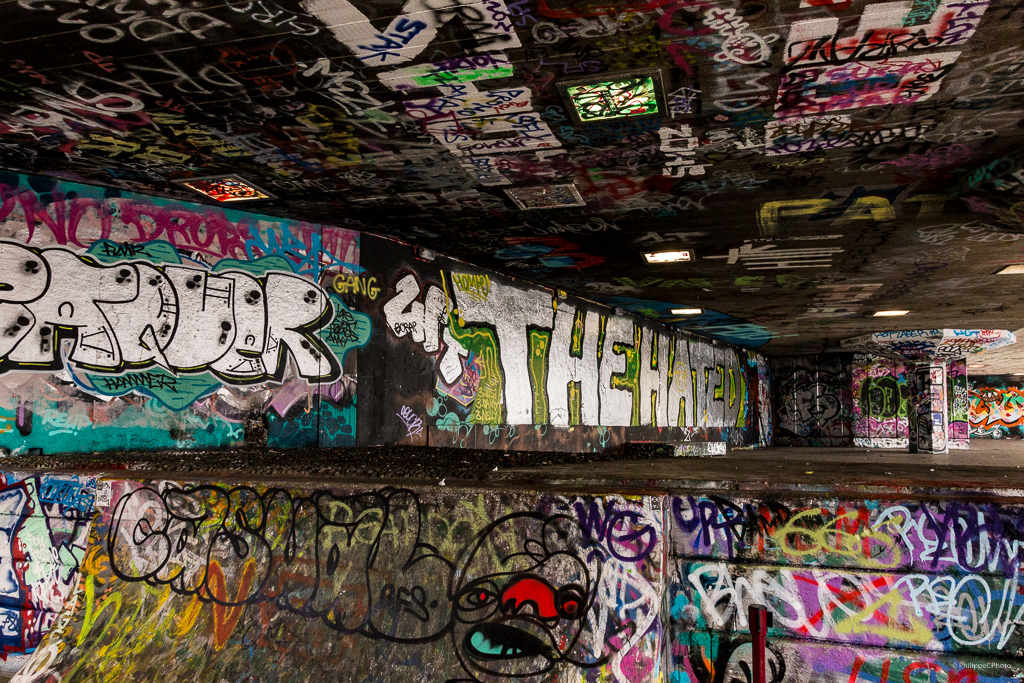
[
  {"x1": 0, "y1": 473, "x2": 94, "y2": 676},
  {"x1": 669, "y1": 491, "x2": 1024, "y2": 683},
  {"x1": 361, "y1": 235, "x2": 769, "y2": 452},
  {"x1": 969, "y1": 375, "x2": 1024, "y2": 439},
  {"x1": 15, "y1": 478, "x2": 665, "y2": 683},
  {"x1": 773, "y1": 355, "x2": 853, "y2": 447},
  {"x1": 0, "y1": 172, "x2": 366, "y2": 454},
  {"x1": 12, "y1": 475, "x2": 1024, "y2": 683},
  {"x1": 0, "y1": 172, "x2": 769, "y2": 456},
  {"x1": 775, "y1": 354, "x2": 916, "y2": 448}
]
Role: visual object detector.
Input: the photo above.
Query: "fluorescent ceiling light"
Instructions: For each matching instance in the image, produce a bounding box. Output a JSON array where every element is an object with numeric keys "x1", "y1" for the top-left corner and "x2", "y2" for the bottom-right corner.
[
  {"x1": 643, "y1": 250, "x2": 693, "y2": 264},
  {"x1": 872, "y1": 310, "x2": 909, "y2": 317},
  {"x1": 671, "y1": 308, "x2": 703, "y2": 315},
  {"x1": 997, "y1": 264, "x2": 1024, "y2": 275},
  {"x1": 967, "y1": 363, "x2": 986, "y2": 368}
]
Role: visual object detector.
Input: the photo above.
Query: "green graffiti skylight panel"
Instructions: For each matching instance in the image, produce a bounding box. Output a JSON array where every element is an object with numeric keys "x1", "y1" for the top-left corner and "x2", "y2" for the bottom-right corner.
[{"x1": 566, "y1": 76, "x2": 660, "y2": 122}]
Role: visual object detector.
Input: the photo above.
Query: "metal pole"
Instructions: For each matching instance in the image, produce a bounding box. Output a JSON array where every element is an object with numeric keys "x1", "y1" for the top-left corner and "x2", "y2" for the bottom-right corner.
[{"x1": 748, "y1": 604, "x2": 772, "y2": 683}]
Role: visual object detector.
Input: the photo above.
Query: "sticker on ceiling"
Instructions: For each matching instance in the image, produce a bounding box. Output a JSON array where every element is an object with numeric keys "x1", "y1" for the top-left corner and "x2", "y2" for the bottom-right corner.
[
  {"x1": 174, "y1": 175, "x2": 276, "y2": 203},
  {"x1": 505, "y1": 184, "x2": 586, "y2": 210}
]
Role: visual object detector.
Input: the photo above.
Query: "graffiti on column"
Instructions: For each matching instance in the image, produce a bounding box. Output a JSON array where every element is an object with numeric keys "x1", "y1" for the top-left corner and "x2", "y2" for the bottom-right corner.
[
  {"x1": 911, "y1": 364, "x2": 948, "y2": 453},
  {"x1": 851, "y1": 355, "x2": 909, "y2": 449},
  {"x1": 755, "y1": 359, "x2": 772, "y2": 447},
  {"x1": 947, "y1": 358, "x2": 969, "y2": 448}
]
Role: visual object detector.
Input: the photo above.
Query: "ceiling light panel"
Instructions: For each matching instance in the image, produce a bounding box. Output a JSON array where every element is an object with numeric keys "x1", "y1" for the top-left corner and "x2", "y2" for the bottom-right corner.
[
  {"x1": 505, "y1": 184, "x2": 586, "y2": 210},
  {"x1": 643, "y1": 250, "x2": 693, "y2": 264},
  {"x1": 559, "y1": 69, "x2": 667, "y2": 126},
  {"x1": 174, "y1": 175, "x2": 274, "y2": 202}
]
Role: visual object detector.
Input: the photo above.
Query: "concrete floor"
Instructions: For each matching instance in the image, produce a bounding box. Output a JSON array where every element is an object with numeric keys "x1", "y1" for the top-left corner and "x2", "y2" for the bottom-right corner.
[
  {"x1": 7, "y1": 440, "x2": 1024, "y2": 496},
  {"x1": 499, "y1": 440, "x2": 1024, "y2": 493}
]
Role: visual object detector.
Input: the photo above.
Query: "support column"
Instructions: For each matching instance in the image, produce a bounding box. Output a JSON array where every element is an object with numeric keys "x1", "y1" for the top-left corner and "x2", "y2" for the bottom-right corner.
[
  {"x1": 909, "y1": 361, "x2": 948, "y2": 454},
  {"x1": 947, "y1": 358, "x2": 969, "y2": 450}
]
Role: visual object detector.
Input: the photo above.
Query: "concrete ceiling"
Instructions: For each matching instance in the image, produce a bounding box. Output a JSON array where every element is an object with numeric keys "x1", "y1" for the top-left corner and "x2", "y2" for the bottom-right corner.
[{"x1": 1, "y1": 0, "x2": 1023, "y2": 357}]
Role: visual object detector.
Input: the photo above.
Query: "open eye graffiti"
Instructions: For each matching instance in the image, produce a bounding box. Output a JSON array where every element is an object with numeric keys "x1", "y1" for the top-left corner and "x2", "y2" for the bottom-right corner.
[
  {"x1": 457, "y1": 576, "x2": 588, "y2": 661},
  {"x1": 451, "y1": 513, "x2": 601, "y2": 683}
]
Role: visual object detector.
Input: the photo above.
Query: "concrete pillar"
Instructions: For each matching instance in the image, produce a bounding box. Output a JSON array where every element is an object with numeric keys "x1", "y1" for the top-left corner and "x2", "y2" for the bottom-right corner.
[
  {"x1": 909, "y1": 361, "x2": 948, "y2": 454},
  {"x1": 947, "y1": 358, "x2": 969, "y2": 449}
]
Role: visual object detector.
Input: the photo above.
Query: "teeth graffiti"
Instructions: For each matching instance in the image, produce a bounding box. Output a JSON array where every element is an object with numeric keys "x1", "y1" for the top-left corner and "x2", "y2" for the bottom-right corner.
[{"x1": 0, "y1": 241, "x2": 339, "y2": 384}]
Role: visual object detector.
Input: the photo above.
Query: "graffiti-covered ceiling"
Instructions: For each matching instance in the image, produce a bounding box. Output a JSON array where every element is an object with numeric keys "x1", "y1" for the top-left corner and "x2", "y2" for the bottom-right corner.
[{"x1": 0, "y1": 0, "x2": 1022, "y2": 353}]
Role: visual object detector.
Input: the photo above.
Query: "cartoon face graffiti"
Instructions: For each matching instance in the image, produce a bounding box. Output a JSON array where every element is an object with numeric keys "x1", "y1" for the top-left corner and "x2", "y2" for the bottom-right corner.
[{"x1": 452, "y1": 513, "x2": 597, "y2": 682}]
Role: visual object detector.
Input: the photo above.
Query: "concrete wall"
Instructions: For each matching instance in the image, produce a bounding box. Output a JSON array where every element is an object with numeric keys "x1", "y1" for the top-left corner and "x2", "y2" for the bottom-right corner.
[
  {"x1": 969, "y1": 376, "x2": 1024, "y2": 439},
  {"x1": 776, "y1": 355, "x2": 976, "y2": 450},
  {"x1": 5, "y1": 476, "x2": 1024, "y2": 682},
  {"x1": 0, "y1": 474, "x2": 94, "y2": 676},
  {"x1": 775, "y1": 354, "x2": 916, "y2": 448},
  {"x1": 670, "y1": 490, "x2": 1024, "y2": 682},
  {"x1": 774, "y1": 355, "x2": 854, "y2": 447},
  {"x1": 0, "y1": 172, "x2": 770, "y2": 456},
  {"x1": 16, "y1": 477, "x2": 668, "y2": 682}
]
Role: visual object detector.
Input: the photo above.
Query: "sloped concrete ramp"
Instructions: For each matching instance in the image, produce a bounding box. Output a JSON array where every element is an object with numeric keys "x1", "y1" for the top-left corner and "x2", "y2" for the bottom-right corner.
[
  {"x1": 8, "y1": 469, "x2": 1024, "y2": 683},
  {"x1": 10, "y1": 477, "x2": 665, "y2": 683}
]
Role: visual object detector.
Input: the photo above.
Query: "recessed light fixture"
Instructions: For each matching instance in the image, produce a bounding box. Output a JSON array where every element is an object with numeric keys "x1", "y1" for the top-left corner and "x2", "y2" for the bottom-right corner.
[
  {"x1": 505, "y1": 184, "x2": 586, "y2": 210},
  {"x1": 558, "y1": 69, "x2": 666, "y2": 126},
  {"x1": 872, "y1": 310, "x2": 910, "y2": 317},
  {"x1": 997, "y1": 264, "x2": 1024, "y2": 275},
  {"x1": 671, "y1": 307, "x2": 704, "y2": 315},
  {"x1": 173, "y1": 174, "x2": 275, "y2": 202},
  {"x1": 968, "y1": 364, "x2": 986, "y2": 369},
  {"x1": 643, "y1": 250, "x2": 693, "y2": 264}
]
